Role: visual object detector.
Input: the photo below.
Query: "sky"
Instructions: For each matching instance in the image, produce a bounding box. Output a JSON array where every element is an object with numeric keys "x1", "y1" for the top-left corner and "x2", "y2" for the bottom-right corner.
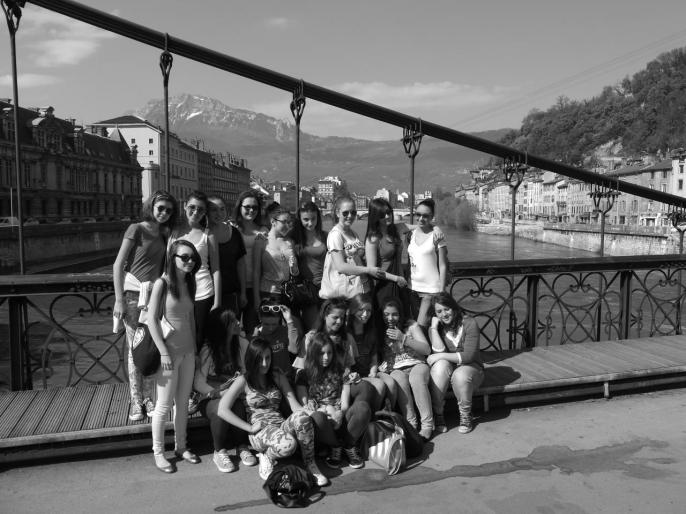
[{"x1": 1, "y1": 0, "x2": 686, "y2": 141}]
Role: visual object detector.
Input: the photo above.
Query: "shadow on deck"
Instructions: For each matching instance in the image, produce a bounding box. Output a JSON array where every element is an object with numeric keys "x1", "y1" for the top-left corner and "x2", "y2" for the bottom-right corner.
[{"x1": 2, "y1": 335, "x2": 686, "y2": 465}]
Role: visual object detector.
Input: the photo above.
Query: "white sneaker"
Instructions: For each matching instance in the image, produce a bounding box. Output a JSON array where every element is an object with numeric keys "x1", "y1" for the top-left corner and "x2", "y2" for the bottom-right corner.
[
  {"x1": 213, "y1": 450, "x2": 236, "y2": 473},
  {"x1": 257, "y1": 452, "x2": 274, "y2": 480},
  {"x1": 307, "y1": 462, "x2": 329, "y2": 487}
]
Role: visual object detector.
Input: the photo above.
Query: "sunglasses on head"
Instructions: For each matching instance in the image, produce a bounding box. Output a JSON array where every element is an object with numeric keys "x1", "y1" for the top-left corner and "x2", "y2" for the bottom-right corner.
[
  {"x1": 260, "y1": 305, "x2": 282, "y2": 313},
  {"x1": 341, "y1": 210, "x2": 357, "y2": 218},
  {"x1": 174, "y1": 254, "x2": 195, "y2": 263},
  {"x1": 156, "y1": 205, "x2": 173, "y2": 214}
]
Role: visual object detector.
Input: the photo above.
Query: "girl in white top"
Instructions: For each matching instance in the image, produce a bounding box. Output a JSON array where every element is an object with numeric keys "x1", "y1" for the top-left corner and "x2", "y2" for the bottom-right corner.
[
  {"x1": 407, "y1": 199, "x2": 448, "y2": 328},
  {"x1": 320, "y1": 195, "x2": 382, "y2": 300},
  {"x1": 172, "y1": 191, "x2": 221, "y2": 352}
]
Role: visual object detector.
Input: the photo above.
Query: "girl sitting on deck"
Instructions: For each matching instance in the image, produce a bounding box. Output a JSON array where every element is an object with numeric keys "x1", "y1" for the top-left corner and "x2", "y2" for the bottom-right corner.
[{"x1": 428, "y1": 292, "x2": 483, "y2": 434}]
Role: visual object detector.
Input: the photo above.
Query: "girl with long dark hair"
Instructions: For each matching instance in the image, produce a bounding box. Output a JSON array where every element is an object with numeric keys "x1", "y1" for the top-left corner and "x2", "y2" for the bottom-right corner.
[
  {"x1": 147, "y1": 239, "x2": 201, "y2": 473},
  {"x1": 171, "y1": 191, "x2": 221, "y2": 351},
  {"x1": 233, "y1": 190, "x2": 268, "y2": 334},
  {"x1": 217, "y1": 338, "x2": 328, "y2": 486},
  {"x1": 113, "y1": 190, "x2": 178, "y2": 421},
  {"x1": 428, "y1": 292, "x2": 483, "y2": 434}
]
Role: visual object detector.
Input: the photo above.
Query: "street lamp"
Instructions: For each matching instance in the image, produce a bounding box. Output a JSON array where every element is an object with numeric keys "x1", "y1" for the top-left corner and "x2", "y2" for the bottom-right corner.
[
  {"x1": 502, "y1": 159, "x2": 527, "y2": 261},
  {"x1": 588, "y1": 183, "x2": 620, "y2": 257}
]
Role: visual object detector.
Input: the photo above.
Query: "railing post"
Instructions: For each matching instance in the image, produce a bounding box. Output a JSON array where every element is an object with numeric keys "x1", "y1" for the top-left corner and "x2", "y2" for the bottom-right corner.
[
  {"x1": 8, "y1": 296, "x2": 29, "y2": 390},
  {"x1": 159, "y1": 33, "x2": 173, "y2": 193},
  {"x1": 619, "y1": 270, "x2": 632, "y2": 340},
  {"x1": 2, "y1": 0, "x2": 26, "y2": 274},
  {"x1": 402, "y1": 120, "x2": 422, "y2": 219},
  {"x1": 525, "y1": 274, "x2": 539, "y2": 347},
  {"x1": 290, "y1": 80, "x2": 306, "y2": 204},
  {"x1": 668, "y1": 208, "x2": 686, "y2": 335}
]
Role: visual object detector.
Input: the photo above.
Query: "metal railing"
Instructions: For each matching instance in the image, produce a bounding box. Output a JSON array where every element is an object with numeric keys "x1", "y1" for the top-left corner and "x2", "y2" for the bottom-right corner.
[{"x1": 2, "y1": 255, "x2": 686, "y2": 390}]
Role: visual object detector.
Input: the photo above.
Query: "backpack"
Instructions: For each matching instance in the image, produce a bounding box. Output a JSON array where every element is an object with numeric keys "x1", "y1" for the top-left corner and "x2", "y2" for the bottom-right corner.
[{"x1": 263, "y1": 464, "x2": 316, "y2": 508}]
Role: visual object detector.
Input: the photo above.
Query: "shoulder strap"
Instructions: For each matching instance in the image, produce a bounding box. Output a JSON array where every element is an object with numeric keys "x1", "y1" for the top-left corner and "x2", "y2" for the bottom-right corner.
[{"x1": 156, "y1": 277, "x2": 168, "y2": 320}]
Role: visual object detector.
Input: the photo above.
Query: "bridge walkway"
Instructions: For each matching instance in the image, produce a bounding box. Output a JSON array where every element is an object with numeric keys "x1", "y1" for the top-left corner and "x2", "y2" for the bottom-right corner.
[{"x1": 1, "y1": 334, "x2": 685, "y2": 463}]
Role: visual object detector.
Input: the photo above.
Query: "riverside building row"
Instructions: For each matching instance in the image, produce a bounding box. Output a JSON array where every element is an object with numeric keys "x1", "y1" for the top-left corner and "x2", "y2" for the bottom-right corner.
[
  {"x1": 458, "y1": 156, "x2": 686, "y2": 228},
  {"x1": 0, "y1": 103, "x2": 250, "y2": 224}
]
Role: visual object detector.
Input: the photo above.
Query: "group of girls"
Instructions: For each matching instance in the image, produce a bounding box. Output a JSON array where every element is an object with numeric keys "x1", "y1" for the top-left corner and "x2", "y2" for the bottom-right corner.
[{"x1": 112, "y1": 188, "x2": 483, "y2": 482}]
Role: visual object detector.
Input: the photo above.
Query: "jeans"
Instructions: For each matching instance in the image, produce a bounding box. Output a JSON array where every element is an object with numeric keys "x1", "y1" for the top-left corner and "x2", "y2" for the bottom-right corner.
[
  {"x1": 409, "y1": 291, "x2": 435, "y2": 327},
  {"x1": 200, "y1": 398, "x2": 249, "y2": 452},
  {"x1": 151, "y1": 351, "x2": 195, "y2": 455},
  {"x1": 194, "y1": 296, "x2": 214, "y2": 353},
  {"x1": 429, "y1": 360, "x2": 484, "y2": 413},
  {"x1": 123, "y1": 291, "x2": 155, "y2": 405},
  {"x1": 310, "y1": 399, "x2": 372, "y2": 448},
  {"x1": 387, "y1": 363, "x2": 433, "y2": 431}
]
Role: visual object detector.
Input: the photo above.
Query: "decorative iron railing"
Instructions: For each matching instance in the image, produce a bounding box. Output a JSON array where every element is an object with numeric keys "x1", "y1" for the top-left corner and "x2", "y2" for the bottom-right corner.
[{"x1": 2, "y1": 256, "x2": 686, "y2": 390}]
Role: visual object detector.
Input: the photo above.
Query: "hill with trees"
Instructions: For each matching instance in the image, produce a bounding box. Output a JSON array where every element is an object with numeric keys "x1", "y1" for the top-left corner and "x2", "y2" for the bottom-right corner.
[{"x1": 500, "y1": 47, "x2": 686, "y2": 165}]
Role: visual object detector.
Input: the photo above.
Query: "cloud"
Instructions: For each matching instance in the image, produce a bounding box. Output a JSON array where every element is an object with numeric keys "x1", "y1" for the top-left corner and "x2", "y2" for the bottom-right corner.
[
  {"x1": 0, "y1": 73, "x2": 61, "y2": 88},
  {"x1": 252, "y1": 81, "x2": 512, "y2": 139},
  {"x1": 263, "y1": 17, "x2": 292, "y2": 29},
  {"x1": 22, "y1": 6, "x2": 116, "y2": 68}
]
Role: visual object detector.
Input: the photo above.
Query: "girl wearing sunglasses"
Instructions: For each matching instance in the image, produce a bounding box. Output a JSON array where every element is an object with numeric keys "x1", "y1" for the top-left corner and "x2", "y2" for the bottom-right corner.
[
  {"x1": 171, "y1": 191, "x2": 221, "y2": 352},
  {"x1": 320, "y1": 195, "x2": 382, "y2": 300},
  {"x1": 147, "y1": 239, "x2": 202, "y2": 473},
  {"x1": 112, "y1": 190, "x2": 178, "y2": 422}
]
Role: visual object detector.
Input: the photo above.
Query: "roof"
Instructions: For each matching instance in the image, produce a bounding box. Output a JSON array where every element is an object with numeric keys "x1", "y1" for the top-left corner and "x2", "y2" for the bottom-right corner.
[
  {"x1": 642, "y1": 158, "x2": 673, "y2": 172},
  {"x1": 92, "y1": 114, "x2": 160, "y2": 131}
]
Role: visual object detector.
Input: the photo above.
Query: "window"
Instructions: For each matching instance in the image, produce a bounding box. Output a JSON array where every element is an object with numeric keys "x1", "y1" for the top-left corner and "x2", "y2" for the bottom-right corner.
[
  {"x1": 131, "y1": 138, "x2": 136, "y2": 144},
  {"x1": 661, "y1": 184, "x2": 667, "y2": 193},
  {"x1": 680, "y1": 164, "x2": 684, "y2": 174},
  {"x1": 651, "y1": 171, "x2": 655, "y2": 179},
  {"x1": 663, "y1": 170, "x2": 668, "y2": 178},
  {"x1": 679, "y1": 180, "x2": 683, "y2": 190},
  {"x1": 149, "y1": 138, "x2": 153, "y2": 144}
]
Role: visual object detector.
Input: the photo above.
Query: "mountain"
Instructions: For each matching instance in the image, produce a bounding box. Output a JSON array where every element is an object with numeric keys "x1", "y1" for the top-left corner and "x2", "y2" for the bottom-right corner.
[
  {"x1": 134, "y1": 94, "x2": 509, "y2": 194},
  {"x1": 501, "y1": 47, "x2": 686, "y2": 165}
]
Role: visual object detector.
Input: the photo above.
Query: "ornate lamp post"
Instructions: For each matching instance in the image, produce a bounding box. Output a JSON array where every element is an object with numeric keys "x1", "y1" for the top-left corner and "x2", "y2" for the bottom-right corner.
[
  {"x1": 402, "y1": 120, "x2": 422, "y2": 220},
  {"x1": 502, "y1": 158, "x2": 527, "y2": 261},
  {"x1": 588, "y1": 183, "x2": 620, "y2": 257},
  {"x1": 290, "y1": 80, "x2": 306, "y2": 205}
]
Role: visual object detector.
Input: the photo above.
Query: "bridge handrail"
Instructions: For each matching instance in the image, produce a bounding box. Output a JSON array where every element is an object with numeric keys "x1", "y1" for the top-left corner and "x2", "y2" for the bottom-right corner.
[{"x1": 26, "y1": 0, "x2": 686, "y2": 210}]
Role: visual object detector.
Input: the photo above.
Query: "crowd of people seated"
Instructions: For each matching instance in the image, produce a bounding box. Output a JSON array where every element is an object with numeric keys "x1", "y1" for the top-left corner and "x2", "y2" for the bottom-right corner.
[{"x1": 112, "y1": 189, "x2": 482, "y2": 482}]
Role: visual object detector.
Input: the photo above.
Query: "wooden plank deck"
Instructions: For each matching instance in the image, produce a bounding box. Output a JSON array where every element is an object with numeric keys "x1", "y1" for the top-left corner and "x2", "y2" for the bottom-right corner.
[{"x1": 1, "y1": 335, "x2": 685, "y2": 452}]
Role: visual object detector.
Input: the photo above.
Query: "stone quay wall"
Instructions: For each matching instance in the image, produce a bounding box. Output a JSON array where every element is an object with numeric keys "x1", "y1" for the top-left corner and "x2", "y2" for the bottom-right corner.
[{"x1": 475, "y1": 222, "x2": 682, "y2": 256}]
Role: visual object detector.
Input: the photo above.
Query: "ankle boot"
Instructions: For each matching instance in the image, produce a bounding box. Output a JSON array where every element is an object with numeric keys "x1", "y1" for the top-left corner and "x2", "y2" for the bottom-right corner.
[{"x1": 457, "y1": 402, "x2": 473, "y2": 434}]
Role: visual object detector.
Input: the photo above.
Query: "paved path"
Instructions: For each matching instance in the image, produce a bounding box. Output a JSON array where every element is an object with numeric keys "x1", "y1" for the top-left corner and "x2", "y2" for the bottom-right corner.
[{"x1": 2, "y1": 389, "x2": 685, "y2": 513}]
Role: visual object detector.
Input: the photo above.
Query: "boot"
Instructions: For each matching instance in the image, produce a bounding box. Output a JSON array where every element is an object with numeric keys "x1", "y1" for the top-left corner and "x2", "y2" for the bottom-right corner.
[{"x1": 457, "y1": 401, "x2": 473, "y2": 434}]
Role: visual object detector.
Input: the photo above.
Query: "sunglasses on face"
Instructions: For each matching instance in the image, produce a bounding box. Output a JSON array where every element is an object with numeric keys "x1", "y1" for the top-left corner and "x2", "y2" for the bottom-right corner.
[
  {"x1": 415, "y1": 213, "x2": 432, "y2": 219},
  {"x1": 186, "y1": 204, "x2": 205, "y2": 214},
  {"x1": 273, "y1": 217, "x2": 290, "y2": 224},
  {"x1": 260, "y1": 305, "x2": 282, "y2": 313},
  {"x1": 242, "y1": 204, "x2": 258, "y2": 211},
  {"x1": 341, "y1": 210, "x2": 357, "y2": 218},
  {"x1": 156, "y1": 205, "x2": 173, "y2": 214},
  {"x1": 174, "y1": 254, "x2": 195, "y2": 263}
]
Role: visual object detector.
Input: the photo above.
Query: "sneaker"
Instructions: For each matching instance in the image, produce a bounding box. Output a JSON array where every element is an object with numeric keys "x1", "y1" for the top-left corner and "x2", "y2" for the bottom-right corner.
[
  {"x1": 128, "y1": 401, "x2": 144, "y2": 421},
  {"x1": 257, "y1": 452, "x2": 275, "y2": 480},
  {"x1": 238, "y1": 446, "x2": 257, "y2": 466},
  {"x1": 143, "y1": 398, "x2": 155, "y2": 418},
  {"x1": 213, "y1": 450, "x2": 237, "y2": 473},
  {"x1": 344, "y1": 446, "x2": 364, "y2": 469},
  {"x1": 458, "y1": 409, "x2": 473, "y2": 434},
  {"x1": 307, "y1": 462, "x2": 329, "y2": 487},
  {"x1": 419, "y1": 427, "x2": 433, "y2": 441},
  {"x1": 325, "y1": 447, "x2": 343, "y2": 468},
  {"x1": 434, "y1": 415, "x2": 448, "y2": 434}
]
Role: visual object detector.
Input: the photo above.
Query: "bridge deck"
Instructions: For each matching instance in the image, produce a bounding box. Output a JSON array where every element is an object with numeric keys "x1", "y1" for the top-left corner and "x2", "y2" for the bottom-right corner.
[{"x1": 1, "y1": 335, "x2": 685, "y2": 458}]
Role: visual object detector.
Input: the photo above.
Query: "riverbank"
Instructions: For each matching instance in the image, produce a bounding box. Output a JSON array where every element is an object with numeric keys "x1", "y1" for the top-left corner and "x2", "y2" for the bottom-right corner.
[{"x1": 475, "y1": 221, "x2": 682, "y2": 256}]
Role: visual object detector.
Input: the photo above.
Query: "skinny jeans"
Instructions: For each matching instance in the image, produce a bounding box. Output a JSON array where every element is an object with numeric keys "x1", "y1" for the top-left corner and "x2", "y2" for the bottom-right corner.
[
  {"x1": 429, "y1": 360, "x2": 484, "y2": 413},
  {"x1": 310, "y1": 400, "x2": 372, "y2": 448},
  {"x1": 151, "y1": 351, "x2": 195, "y2": 455},
  {"x1": 386, "y1": 363, "x2": 433, "y2": 431},
  {"x1": 200, "y1": 398, "x2": 249, "y2": 452}
]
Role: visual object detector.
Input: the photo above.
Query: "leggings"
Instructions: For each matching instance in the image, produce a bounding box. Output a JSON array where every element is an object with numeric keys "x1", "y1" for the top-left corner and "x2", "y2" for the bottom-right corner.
[
  {"x1": 200, "y1": 398, "x2": 250, "y2": 452},
  {"x1": 194, "y1": 296, "x2": 214, "y2": 353},
  {"x1": 151, "y1": 351, "x2": 195, "y2": 455},
  {"x1": 249, "y1": 410, "x2": 316, "y2": 466},
  {"x1": 310, "y1": 398, "x2": 372, "y2": 448}
]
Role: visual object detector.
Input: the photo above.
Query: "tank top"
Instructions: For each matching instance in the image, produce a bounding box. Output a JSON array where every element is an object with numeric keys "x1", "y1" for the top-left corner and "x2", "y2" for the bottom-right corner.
[
  {"x1": 259, "y1": 240, "x2": 292, "y2": 294},
  {"x1": 244, "y1": 384, "x2": 284, "y2": 427}
]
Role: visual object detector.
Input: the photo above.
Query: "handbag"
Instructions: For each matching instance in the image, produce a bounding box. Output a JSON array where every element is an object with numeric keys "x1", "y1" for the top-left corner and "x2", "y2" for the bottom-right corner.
[
  {"x1": 281, "y1": 274, "x2": 318, "y2": 306},
  {"x1": 375, "y1": 410, "x2": 423, "y2": 459},
  {"x1": 263, "y1": 463, "x2": 317, "y2": 508},
  {"x1": 362, "y1": 418, "x2": 406, "y2": 475},
  {"x1": 132, "y1": 279, "x2": 169, "y2": 376}
]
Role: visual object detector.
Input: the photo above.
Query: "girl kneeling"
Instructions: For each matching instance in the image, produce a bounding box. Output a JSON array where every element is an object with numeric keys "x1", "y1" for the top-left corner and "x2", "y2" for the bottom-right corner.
[
  {"x1": 378, "y1": 297, "x2": 434, "y2": 440},
  {"x1": 217, "y1": 338, "x2": 328, "y2": 486}
]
